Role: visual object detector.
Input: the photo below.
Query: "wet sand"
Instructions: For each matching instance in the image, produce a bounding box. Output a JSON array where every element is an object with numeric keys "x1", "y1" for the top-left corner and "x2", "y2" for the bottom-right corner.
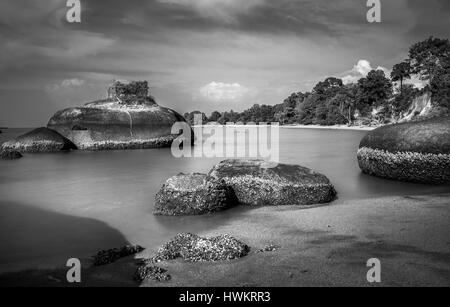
[{"x1": 1, "y1": 193, "x2": 449, "y2": 287}]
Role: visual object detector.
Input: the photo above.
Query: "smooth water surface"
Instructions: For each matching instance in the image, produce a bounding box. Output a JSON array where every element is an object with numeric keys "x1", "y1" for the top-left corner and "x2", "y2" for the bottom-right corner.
[{"x1": 0, "y1": 128, "x2": 448, "y2": 272}]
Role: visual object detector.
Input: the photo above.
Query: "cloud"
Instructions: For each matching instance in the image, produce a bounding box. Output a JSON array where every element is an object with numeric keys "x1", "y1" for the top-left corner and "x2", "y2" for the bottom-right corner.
[
  {"x1": 157, "y1": 0, "x2": 264, "y2": 22},
  {"x1": 61, "y1": 78, "x2": 85, "y2": 87},
  {"x1": 46, "y1": 78, "x2": 85, "y2": 92},
  {"x1": 1, "y1": 0, "x2": 450, "y2": 126},
  {"x1": 353, "y1": 59, "x2": 372, "y2": 76},
  {"x1": 341, "y1": 60, "x2": 391, "y2": 84},
  {"x1": 199, "y1": 82, "x2": 252, "y2": 102}
]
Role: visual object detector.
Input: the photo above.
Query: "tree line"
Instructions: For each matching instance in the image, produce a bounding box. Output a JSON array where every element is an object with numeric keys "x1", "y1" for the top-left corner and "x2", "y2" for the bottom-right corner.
[{"x1": 185, "y1": 36, "x2": 450, "y2": 126}]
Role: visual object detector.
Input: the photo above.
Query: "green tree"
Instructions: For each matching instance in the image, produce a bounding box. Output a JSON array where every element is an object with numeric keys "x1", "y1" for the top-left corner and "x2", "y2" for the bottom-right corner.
[
  {"x1": 356, "y1": 70, "x2": 393, "y2": 116},
  {"x1": 431, "y1": 56, "x2": 450, "y2": 109},
  {"x1": 185, "y1": 111, "x2": 207, "y2": 125},
  {"x1": 391, "y1": 61, "x2": 411, "y2": 95},
  {"x1": 409, "y1": 36, "x2": 450, "y2": 83},
  {"x1": 208, "y1": 111, "x2": 221, "y2": 122},
  {"x1": 392, "y1": 84, "x2": 419, "y2": 116}
]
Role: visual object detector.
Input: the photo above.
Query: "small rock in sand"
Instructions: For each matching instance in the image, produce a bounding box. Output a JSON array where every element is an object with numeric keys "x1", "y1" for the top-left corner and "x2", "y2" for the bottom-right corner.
[
  {"x1": 257, "y1": 244, "x2": 281, "y2": 253},
  {"x1": 92, "y1": 245, "x2": 144, "y2": 266},
  {"x1": 134, "y1": 265, "x2": 171, "y2": 282},
  {"x1": 150, "y1": 233, "x2": 250, "y2": 263}
]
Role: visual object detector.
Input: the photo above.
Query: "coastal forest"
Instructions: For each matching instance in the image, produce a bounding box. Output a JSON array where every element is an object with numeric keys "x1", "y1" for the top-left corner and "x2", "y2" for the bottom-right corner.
[{"x1": 185, "y1": 37, "x2": 450, "y2": 126}]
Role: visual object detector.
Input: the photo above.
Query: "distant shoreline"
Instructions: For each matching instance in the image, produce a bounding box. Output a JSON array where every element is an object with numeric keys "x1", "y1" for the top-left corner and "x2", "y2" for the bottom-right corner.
[
  {"x1": 282, "y1": 124, "x2": 377, "y2": 131},
  {"x1": 193, "y1": 124, "x2": 377, "y2": 131}
]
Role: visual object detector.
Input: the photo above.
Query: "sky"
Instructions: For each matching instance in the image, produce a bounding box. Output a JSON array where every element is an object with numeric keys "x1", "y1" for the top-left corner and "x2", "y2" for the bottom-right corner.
[{"x1": 0, "y1": 0, "x2": 449, "y2": 127}]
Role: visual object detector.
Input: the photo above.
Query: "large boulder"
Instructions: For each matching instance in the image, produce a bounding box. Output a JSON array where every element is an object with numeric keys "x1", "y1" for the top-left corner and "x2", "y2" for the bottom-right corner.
[
  {"x1": 47, "y1": 81, "x2": 191, "y2": 150},
  {"x1": 154, "y1": 173, "x2": 238, "y2": 216},
  {"x1": 0, "y1": 127, "x2": 77, "y2": 153},
  {"x1": 357, "y1": 116, "x2": 450, "y2": 184},
  {"x1": 207, "y1": 159, "x2": 337, "y2": 206}
]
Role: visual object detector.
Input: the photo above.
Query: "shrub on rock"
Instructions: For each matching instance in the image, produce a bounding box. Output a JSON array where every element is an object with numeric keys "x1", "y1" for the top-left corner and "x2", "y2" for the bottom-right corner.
[{"x1": 47, "y1": 80, "x2": 193, "y2": 150}]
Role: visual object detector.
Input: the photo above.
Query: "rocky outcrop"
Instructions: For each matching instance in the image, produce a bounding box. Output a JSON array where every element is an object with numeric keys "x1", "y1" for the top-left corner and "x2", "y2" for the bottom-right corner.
[
  {"x1": 92, "y1": 245, "x2": 145, "y2": 266},
  {"x1": 0, "y1": 127, "x2": 77, "y2": 153},
  {"x1": 154, "y1": 173, "x2": 238, "y2": 216},
  {"x1": 207, "y1": 159, "x2": 337, "y2": 206},
  {"x1": 357, "y1": 116, "x2": 450, "y2": 183},
  {"x1": 47, "y1": 81, "x2": 191, "y2": 150},
  {"x1": 0, "y1": 150, "x2": 23, "y2": 160},
  {"x1": 150, "y1": 233, "x2": 250, "y2": 263},
  {"x1": 134, "y1": 265, "x2": 171, "y2": 282}
]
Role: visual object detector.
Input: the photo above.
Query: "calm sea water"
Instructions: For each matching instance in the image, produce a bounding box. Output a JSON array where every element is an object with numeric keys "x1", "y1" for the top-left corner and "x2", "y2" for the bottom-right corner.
[{"x1": 0, "y1": 127, "x2": 449, "y2": 272}]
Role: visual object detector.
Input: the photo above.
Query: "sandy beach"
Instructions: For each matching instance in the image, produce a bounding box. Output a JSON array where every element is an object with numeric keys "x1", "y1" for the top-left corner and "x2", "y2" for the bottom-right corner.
[
  {"x1": 282, "y1": 124, "x2": 377, "y2": 131},
  {"x1": 193, "y1": 124, "x2": 377, "y2": 131},
  {"x1": 1, "y1": 193, "x2": 449, "y2": 287}
]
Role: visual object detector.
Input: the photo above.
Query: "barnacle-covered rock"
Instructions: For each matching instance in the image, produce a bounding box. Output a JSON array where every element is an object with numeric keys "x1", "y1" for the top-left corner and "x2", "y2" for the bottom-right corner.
[
  {"x1": 134, "y1": 265, "x2": 171, "y2": 282},
  {"x1": 207, "y1": 159, "x2": 336, "y2": 206},
  {"x1": 92, "y1": 245, "x2": 144, "y2": 266},
  {"x1": 0, "y1": 127, "x2": 77, "y2": 153},
  {"x1": 151, "y1": 233, "x2": 250, "y2": 263},
  {"x1": 154, "y1": 173, "x2": 238, "y2": 216},
  {"x1": 47, "y1": 81, "x2": 192, "y2": 150},
  {"x1": 357, "y1": 116, "x2": 450, "y2": 184}
]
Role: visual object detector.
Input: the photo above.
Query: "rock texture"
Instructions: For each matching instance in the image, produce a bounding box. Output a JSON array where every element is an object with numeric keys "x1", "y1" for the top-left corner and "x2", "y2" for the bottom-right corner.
[
  {"x1": 47, "y1": 81, "x2": 191, "y2": 150},
  {"x1": 151, "y1": 233, "x2": 250, "y2": 263},
  {"x1": 92, "y1": 245, "x2": 144, "y2": 266},
  {"x1": 208, "y1": 159, "x2": 337, "y2": 206},
  {"x1": 0, "y1": 127, "x2": 77, "y2": 153},
  {"x1": 134, "y1": 265, "x2": 171, "y2": 282},
  {"x1": 357, "y1": 116, "x2": 450, "y2": 184},
  {"x1": 154, "y1": 173, "x2": 238, "y2": 216},
  {"x1": 0, "y1": 150, "x2": 23, "y2": 160}
]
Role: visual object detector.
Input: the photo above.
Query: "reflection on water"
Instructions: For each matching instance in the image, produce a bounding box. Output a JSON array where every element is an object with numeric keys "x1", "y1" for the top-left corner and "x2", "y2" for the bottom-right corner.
[{"x1": 0, "y1": 128, "x2": 449, "y2": 272}]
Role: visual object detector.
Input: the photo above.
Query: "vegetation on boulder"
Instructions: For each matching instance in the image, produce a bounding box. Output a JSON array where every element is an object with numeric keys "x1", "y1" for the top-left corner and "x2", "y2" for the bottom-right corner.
[{"x1": 47, "y1": 80, "x2": 191, "y2": 150}]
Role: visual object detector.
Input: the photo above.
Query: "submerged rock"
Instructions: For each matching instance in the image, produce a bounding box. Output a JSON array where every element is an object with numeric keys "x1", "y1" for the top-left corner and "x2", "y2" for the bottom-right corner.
[
  {"x1": 208, "y1": 159, "x2": 337, "y2": 206},
  {"x1": 357, "y1": 116, "x2": 450, "y2": 183},
  {"x1": 92, "y1": 245, "x2": 145, "y2": 266},
  {"x1": 151, "y1": 233, "x2": 250, "y2": 262},
  {"x1": 154, "y1": 173, "x2": 238, "y2": 216},
  {"x1": 47, "y1": 80, "x2": 192, "y2": 150},
  {"x1": 134, "y1": 265, "x2": 171, "y2": 282},
  {"x1": 0, "y1": 150, "x2": 23, "y2": 160},
  {"x1": 0, "y1": 127, "x2": 77, "y2": 153},
  {"x1": 257, "y1": 244, "x2": 281, "y2": 253}
]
